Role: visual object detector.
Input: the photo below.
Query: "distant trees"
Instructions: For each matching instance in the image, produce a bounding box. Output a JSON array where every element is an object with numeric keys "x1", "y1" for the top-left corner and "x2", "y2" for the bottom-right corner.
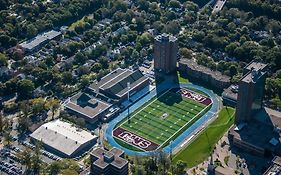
[
  {"x1": 0, "y1": 53, "x2": 8, "y2": 66},
  {"x1": 46, "y1": 98, "x2": 60, "y2": 120},
  {"x1": 17, "y1": 79, "x2": 35, "y2": 100},
  {"x1": 17, "y1": 143, "x2": 43, "y2": 174},
  {"x1": 179, "y1": 48, "x2": 192, "y2": 59},
  {"x1": 47, "y1": 159, "x2": 80, "y2": 175},
  {"x1": 129, "y1": 150, "x2": 188, "y2": 175}
]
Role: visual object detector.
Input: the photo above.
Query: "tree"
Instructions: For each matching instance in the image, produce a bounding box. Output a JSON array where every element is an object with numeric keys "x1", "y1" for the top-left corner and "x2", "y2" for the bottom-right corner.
[
  {"x1": 229, "y1": 65, "x2": 238, "y2": 77},
  {"x1": 20, "y1": 100, "x2": 30, "y2": 118},
  {"x1": 17, "y1": 115, "x2": 30, "y2": 135},
  {"x1": 169, "y1": 0, "x2": 181, "y2": 8},
  {"x1": 48, "y1": 161, "x2": 62, "y2": 175},
  {"x1": 3, "y1": 131, "x2": 12, "y2": 146},
  {"x1": 164, "y1": 21, "x2": 181, "y2": 35},
  {"x1": 0, "y1": 52, "x2": 8, "y2": 66},
  {"x1": 99, "y1": 56, "x2": 109, "y2": 69},
  {"x1": 17, "y1": 148, "x2": 33, "y2": 172},
  {"x1": 62, "y1": 71, "x2": 73, "y2": 84},
  {"x1": 0, "y1": 113, "x2": 3, "y2": 133},
  {"x1": 31, "y1": 98, "x2": 46, "y2": 115},
  {"x1": 135, "y1": 17, "x2": 145, "y2": 32},
  {"x1": 31, "y1": 141, "x2": 42, "y2": 174},
  {"x1": 26, "y1": 24, "x2": 38, "y2": 38},
  {"x1": 179, "y1": 48, "x2": 192, "y2": 59},
  {"x1": 46, "y1": 98, "x2": 60, "y2": 120},
  {"x1": 76, "y1": 118, "x2": 85, "y2": 127},
  {"x1": 80, "y1": 75, "x2": 90, "y2": 88},
  {"x1": 74, "y1": 52, "x2": 87, "y2": 65},
  {"x1": 173, "y1": 160, "x2": 187, "y2": 175},
  {"x1": 17, "y1": 79, "x2": 35, "y2": 100}
]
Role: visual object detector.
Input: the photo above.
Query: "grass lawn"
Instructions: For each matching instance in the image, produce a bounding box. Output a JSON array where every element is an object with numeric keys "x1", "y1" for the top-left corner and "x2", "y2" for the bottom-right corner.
[
  {"x1": 172, "y1": 107, "x2": 235, "y2": 167},
  {"x1": 114, "y1": 88, "x2": 211, "y2": 151},
  {"x1": 68, "y1": 15, "x2": 93, "y2": 31},
  {"x1": 177, "y1": 71, "x2": 189, "y2": 83}
]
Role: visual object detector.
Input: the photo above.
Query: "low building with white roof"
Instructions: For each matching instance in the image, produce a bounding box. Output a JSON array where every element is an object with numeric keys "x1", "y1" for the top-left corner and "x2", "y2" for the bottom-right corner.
[{"x1": 30, "y1": 119, "x2": 97, "y2": 158}]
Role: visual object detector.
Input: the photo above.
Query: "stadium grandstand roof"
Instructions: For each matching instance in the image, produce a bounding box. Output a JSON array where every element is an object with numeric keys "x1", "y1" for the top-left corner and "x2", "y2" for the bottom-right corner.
[{"x1": 89, "y1": 68, "x2": 149, "y2": 99}]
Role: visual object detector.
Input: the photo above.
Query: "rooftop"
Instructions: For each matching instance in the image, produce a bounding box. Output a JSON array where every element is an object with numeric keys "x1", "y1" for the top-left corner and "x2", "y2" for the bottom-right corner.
[
  {"x1": 229, "y1": 107, "x2": 281, "y2": 155},
  {"x1": 263, "y1": 156, "x2": 281, "y2": 175},
  {"x1": 245, "y1": 61, "x2": 267, "y2": 72},
  {"x1": 89, "y1": 68, "x2": 149, "y2": 99},
  {"x1": 155, "y1": 33, "x2": 177, "y2": 42},
  {"x1": 179, "y1": 58, "x2": 230, "y2": 82},
  {"x1": 241, "y1": 69, "x2": 266, "y2": 83},
  {"x1": 65, "y1": 92, "x2": 111, "y2": 120},
  {"x1": 19, "y1": 30, "x2": 61, "y2": 51},
  {"x1": 222, "y1": 85, "x2": 238, "y2": 101},
  {"x1": 30, "y1": 120, "x2": 97, "y2": 156},
  {"x1": 91, "y1": 147, "x2": 128, "y2": 169}
]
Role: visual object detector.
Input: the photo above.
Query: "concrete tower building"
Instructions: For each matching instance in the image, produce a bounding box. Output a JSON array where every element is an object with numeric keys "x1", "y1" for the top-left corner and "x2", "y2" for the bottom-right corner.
[
  {"x1": 235, "y1": 61, "x2": 267, "y2": 123},
  {"x1": 153, "y1": 33, "x2": 178, "y2": 74}
]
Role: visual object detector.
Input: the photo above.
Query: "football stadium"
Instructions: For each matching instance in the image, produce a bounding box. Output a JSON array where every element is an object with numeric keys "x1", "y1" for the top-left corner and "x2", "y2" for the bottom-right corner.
[{"x1": 112, "y1": 87, "x2": 213, "y2": 152}]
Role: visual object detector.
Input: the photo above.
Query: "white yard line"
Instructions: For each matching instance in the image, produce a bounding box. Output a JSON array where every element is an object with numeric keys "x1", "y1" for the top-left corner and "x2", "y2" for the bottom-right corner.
[
  {"x1": 115, "y1": 87, "x2": 213, "y2": 151},
  {"x1": 158, "y1": 103, "x2": 212, "y2": 149},
  {"x1": 118, "y1": 88, "x2": 172, "y2": 127}
]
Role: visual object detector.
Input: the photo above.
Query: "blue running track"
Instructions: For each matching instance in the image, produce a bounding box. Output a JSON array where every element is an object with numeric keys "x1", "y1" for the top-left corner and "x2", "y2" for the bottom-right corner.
[{"x1": 105, "y1": 82, "x2": 219, "y2": 156}]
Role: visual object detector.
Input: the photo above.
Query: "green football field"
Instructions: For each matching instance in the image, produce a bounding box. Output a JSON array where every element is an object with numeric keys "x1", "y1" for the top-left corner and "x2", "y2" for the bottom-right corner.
[{"x1": 115, "y1": 88, "x2": 211, "y2": 150}]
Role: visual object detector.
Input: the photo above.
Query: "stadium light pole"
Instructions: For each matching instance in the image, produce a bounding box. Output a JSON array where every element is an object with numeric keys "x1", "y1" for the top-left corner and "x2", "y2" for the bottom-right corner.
[
  {"x1": 127, "y1": 82, "x2": 130, "y2": 123},
  {"x1": 170, "y1": 140, "x2": 173, "y2": 174}
]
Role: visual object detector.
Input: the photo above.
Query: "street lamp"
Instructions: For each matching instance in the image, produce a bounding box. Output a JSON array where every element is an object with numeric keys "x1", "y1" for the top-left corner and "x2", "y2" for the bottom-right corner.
[{"x1": 127, "y1": 82, "x2": 130, "y2": 123}]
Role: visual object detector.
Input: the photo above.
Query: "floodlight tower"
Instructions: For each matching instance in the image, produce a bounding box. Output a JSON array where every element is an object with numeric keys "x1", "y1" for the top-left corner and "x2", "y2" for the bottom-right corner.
[{"x1": 127, "y1": 82, "x2": 130, "y2": 123}]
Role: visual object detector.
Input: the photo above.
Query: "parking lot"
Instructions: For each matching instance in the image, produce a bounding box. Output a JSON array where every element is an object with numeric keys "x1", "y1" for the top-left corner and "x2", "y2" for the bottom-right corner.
[{"x1": 0, "y1": 148, "x2": 23, "y2": 175}]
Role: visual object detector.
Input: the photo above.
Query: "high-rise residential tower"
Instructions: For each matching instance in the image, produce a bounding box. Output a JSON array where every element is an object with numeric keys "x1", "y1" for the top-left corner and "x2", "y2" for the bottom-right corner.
[
  {"x1": 235, "y1": 61, "x2": 267, "y2": 123},
  {"x1": 153, "y1": 33, "x2": 178, "y2": 74}
]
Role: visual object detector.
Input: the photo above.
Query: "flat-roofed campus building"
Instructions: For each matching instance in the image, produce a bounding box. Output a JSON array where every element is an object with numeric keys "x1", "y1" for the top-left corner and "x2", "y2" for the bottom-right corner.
[
  {"x1": 154, "y1": 33, "x2": 178, "y2": 74},
  {"x1": 236, "y1": 61, "x2": 268, "y2": 123},
  {"x1": 263, "y1": 156, "x2": 281, "y2": 175},
  {"x1": 64, "y1": 68, "x2": 149, "y2": 124},
  {"x1": 222, "y1": 85, "x2": 238, "y2": 107},
  {"x1": 90, "y1": 147, "x2": 128, "y2": 175},
  {"x1": 19, "y1": 30, "x2": 61, "y2": 53},
  {"x1": 30, "y1": 120, "x2": 97, "y2": 158},
  {"x1": 229, "y1": 107, "x2": 281, "y2": 157},
  {"x1": 65, "y1": 92, "x2": 111, "y2": 124},
  {"x1": 179, "y1": 58, "x2": 231, "y2": 89}
]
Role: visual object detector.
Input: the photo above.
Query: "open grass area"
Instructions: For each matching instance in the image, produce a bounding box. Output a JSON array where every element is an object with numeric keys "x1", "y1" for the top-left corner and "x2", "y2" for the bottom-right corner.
[
  {"x1": 177, "y1": 71, "x2": 189, "y2": 83},
  {"x1": 172, "y1": 107, "x2": 235, "y2": 167},
  {"x1": 114, "y1": 88, "x2": 212, "y2": 151},
  {"x1": 68, "y1": 15, "x2": 93, "y2": 31}
]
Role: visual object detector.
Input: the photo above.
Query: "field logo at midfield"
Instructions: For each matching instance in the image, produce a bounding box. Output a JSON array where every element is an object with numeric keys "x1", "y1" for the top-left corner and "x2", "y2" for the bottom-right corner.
[
  {"x1": 176, "y1": 88, "x2": 212, "y2": 106},
  {"x1": 113, "y1": 127, "x2": 159, "y2": 151}
]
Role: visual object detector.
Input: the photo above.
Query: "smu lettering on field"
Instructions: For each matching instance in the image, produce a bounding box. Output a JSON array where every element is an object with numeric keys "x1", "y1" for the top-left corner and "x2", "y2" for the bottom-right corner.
[
  {"x1": 113, "y1": 127, "x2": 159, "y2": 151},
  {"x1": 176, "y1": 88, "x2": 212, "y2": 106}
]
